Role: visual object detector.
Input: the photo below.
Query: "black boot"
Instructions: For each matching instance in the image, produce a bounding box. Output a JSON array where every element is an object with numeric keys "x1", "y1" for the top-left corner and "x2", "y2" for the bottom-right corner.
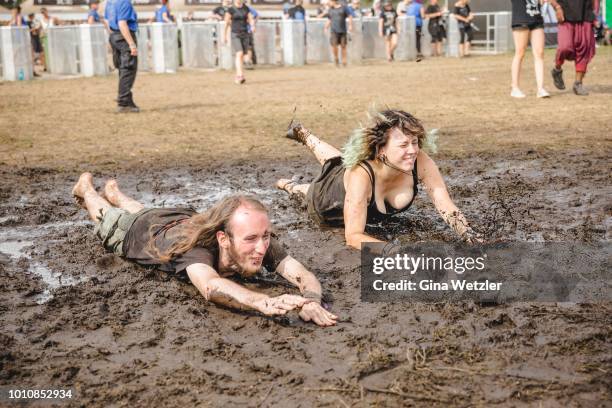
[{"x1": 551, "y1": 67, "x2": 565, "y2": 90}]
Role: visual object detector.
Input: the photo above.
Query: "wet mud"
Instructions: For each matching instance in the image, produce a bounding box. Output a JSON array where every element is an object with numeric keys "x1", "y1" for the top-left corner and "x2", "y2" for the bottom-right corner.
[{"x1": 0, "y1": 148, "x2": 610, "y2": 406}]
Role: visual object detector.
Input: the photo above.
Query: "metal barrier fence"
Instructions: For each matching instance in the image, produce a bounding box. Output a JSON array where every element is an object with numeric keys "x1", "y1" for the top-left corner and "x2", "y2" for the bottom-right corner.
[
  {"x1": 181, "y1": 21, "x2": 217, "y2": 69},
  {"x1": 395, "y1": 16, "x2": 416, "y2": 61},
  {"x1": 2, "y1": 12, "x2": 519, "y2": 81},
  {"x1": 281, "y1": 19, "x2": 305, "y2": 66},
  {"x1": 79, "y1": 24, "x2": 108, "y2": 77},
  {"x1": 306, "y1": 19, "x2": 332, "y2": 63},
  {"x1": 0, "y1": 26, "x2": 33, "y2": 81},
  {"x1": 150, "y1": 23, "x2": 179, "y2": 73},
  {"x1": 47, "y1": 25, "x2": 80, "y2": 75}
]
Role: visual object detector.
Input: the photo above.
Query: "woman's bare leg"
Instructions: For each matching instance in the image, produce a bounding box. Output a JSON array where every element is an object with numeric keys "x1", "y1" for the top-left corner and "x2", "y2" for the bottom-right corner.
[
  {"x1": 511, "y1": 29, "x2": 529, "y2": 91},
  {"x1": 530, "y1": 28, "x2": 546, "y2": 92},
  {"x1": 104, "y1": 179, "x2": 144, "y2": 214},
  {"x1": 72, "y1": 172, "x2": 112, "y2": 222},
  {"x1": 289, "y1": 124, "x2": 342, "y2": 166}
]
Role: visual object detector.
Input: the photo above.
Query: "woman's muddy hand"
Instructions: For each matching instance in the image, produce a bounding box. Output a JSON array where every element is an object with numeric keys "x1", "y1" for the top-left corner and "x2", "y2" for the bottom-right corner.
[
  {"x1": 254, "y1": 294, "x2": 309, "y2": 316},
  {"x1": 299, "y1": 302, "x2": 338, "y2": 327},
  {"x1": 463, "y1": 228, "x2": 484, "y2": 245}
]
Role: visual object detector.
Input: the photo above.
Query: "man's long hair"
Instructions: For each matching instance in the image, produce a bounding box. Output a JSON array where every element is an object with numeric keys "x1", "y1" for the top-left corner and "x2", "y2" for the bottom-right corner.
[{"x1": 149, "y1": 195, "x2": 268, "y2": 263}]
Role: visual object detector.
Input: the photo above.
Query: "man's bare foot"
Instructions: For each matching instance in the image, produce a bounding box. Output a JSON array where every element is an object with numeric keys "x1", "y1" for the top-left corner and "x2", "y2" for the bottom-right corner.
[
  {"x1": 104, "y1": 179, "x2": 120, "y2": 206},
  {"x1": 72, "y1": 172, "x2": 94, "y2": 207}
]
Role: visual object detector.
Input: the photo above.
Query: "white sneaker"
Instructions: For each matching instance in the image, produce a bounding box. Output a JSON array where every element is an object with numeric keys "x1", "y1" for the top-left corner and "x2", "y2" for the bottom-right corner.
[
  {"x1": 511, "y1": 88, "x2": 526, "y2": 98},
  {"x1": 537, "y1": 88, "x2": 551, "y2": 98}
]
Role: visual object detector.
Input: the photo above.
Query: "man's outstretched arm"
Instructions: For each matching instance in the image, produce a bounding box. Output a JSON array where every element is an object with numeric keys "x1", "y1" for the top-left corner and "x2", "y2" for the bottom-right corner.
[
  {"x1": 276, "y1": 256, "x2": 338, "y2": 326},
  {"x1": 186, "y1": 263, "x2": 308, "y2": 316}
]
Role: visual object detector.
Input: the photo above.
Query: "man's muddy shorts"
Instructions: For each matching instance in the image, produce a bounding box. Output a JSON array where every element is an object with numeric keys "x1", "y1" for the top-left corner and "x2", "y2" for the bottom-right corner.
[
  {"x1": 330, "y1": 32, "x2": 348, "y2": 47},
  {"x1": 94, "y1": 207, "x2": 150, "y2": 256}
]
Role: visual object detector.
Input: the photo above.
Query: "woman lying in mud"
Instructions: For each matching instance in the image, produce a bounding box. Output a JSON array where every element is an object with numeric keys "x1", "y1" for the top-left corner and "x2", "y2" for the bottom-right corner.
[
  {"x1": 276, "y1": 109, "x2": 482, "y2": 250},
  {"x1": 72, "y1": 173, "x2": 337, "y2": 327}
]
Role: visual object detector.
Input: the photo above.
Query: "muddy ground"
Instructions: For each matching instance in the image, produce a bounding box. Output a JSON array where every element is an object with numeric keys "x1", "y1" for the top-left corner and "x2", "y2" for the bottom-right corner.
[{"x1": 1, "y1": 49, "x2": 611, "y2": 406}]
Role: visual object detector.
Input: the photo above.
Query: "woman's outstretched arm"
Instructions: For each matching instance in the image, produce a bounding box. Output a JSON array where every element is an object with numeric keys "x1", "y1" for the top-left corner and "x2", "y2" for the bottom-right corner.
[
  {"x1": 344, "y1": 166, "x2": 384, "y2": 249},
  {"x1": 417, "y1": 151, "x2": 481, "y2": 243}
]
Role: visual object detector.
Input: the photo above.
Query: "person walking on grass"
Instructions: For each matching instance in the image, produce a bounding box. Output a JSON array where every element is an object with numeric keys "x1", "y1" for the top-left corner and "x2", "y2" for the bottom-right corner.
[
  {"x1": 224, "y1": 0, "x2": 256, "y2": 84},
  {"x1": 548, "y1": 0, "x2": 599, "y2": 96},
  {"x1": 510, "y1": 0, "x2": 550, "y2": 98},
  {"x1": 324, "y1": 0, "x2": 353, "y2": 67}
]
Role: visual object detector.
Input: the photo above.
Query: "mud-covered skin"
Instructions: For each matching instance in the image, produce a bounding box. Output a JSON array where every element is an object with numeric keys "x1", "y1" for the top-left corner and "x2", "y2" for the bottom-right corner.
[{"x1": 0, "y1": 149, "x2": 610, "y2": 406}]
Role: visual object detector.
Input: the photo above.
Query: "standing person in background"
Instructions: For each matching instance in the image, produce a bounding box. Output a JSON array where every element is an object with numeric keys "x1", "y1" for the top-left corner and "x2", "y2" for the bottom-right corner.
[
  {"x1": 39, "y1": 8, "x2": 60, "y2": 72},
  {"x1": 224, "y1": 0, "x2": 255, "y2": 84},
  {"x1": 425, "y1": 0, "x2": 444, "y2": 57},
  {"x1": 288, "y1": 0, "x2": 307, "y2": 20},
  {"x1": 396, "y1": 0, "x2": 410, "y2": 16},
  {"x1": 154, "y1": 0, "x2": 175, "y2": 23},
  {"x1": 379, "y1": 0, "x2": 399, "y2": 62},
  {"x1": 453, "y1": 0, "x2": 474, "y2": 57},
  {"x1": 105, "y1": 0, "x2": 140, "y2": 113},
  {"x1": 283, "y1": 0, "x2": 293, "y2": 18},
  {"x1": 210, "y1": 0, "x2": 232, "y2": 20},
  {"x1": 548, "y1": 0, "x2": 599, "y2": 96},
  {"x1": 245, "y1": 2, "x2": 259, "y2": 69},
  {"x1": 366, "y1": 0, "x2": 381, "y2": 17},
  {"x1": 347, "y1": 0, "x2": 363, "y2": 18},
  {"x1": 27, "y1": 13, "x2": 42, "y2": 76},
  {"x1": 87, "y1": 1, "x2": 102, "y2": 24},
  {"x1": 317, "y1": 0, "x2": 330, "y2": 18},
  {"x1": 324, "y1": 0, "x2": 353, "y2": 67},
  {"x1": 407, "y1": 0, "x2": 425, "y2": 61},
  {"x1": 8, "y1": 6, "x2": 27, "y2": 26},
  {"x1": 510, "y1": 0, "x2": 549, "y2": 98}
]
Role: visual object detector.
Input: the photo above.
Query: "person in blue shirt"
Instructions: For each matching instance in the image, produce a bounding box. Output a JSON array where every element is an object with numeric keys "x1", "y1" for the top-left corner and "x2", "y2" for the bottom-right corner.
[
  {"x1": 288, "y1": 0, "x2": 307, "y2": 20},
  {"x1": 155, "y1": 0, "x2": 174, "y2": 23},
  {"x1": 347, "y1": 0, "x2": 363, "y2": 18},
  {"x1": 104, "y1": 0, "x2": 140, "y2": 113},
  {"x1": 87, "y1": 1, "x2": 102, "y2": 24},
  {"x1": 406, "y1": 0, "x2": 425, "y2": 60}
]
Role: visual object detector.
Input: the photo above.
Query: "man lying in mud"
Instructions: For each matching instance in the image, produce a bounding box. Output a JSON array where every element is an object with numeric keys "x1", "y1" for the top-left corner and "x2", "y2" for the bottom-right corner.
[{"x1": 72, "y1": 173, "x2": 337, "y2": 327}]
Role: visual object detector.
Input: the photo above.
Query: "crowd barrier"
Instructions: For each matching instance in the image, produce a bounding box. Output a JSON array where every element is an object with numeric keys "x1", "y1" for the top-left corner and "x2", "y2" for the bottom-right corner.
[
  {"x1": 281, "y1": 19, "x2": 305, "y2": 66},
  {"x1": 181, "y1": 21, "x2": 217, "y2": 69},
  {"x1": 79, "y1": 24, "x2": 108, "y2": 77},
  {"x1": 2, "y1": 12, "x2": 516, "y2": 81},
  {"x1": 47, "y1": 26, "x2": 80, "y2": 75},
  {"x1": 0, "y1": 26, "x2": 33, "y2": 81}
]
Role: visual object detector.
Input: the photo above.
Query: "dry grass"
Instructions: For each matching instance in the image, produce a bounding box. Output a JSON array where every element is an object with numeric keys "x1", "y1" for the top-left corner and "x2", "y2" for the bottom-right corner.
[{"x1": 0, "y1": 47, "x2": 611, "y2": 170}]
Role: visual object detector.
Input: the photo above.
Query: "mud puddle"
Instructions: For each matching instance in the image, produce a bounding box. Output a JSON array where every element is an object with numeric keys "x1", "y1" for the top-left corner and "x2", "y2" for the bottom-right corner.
[{"x1": 0, "y1": 150, "x2": 609, "y2": 407}]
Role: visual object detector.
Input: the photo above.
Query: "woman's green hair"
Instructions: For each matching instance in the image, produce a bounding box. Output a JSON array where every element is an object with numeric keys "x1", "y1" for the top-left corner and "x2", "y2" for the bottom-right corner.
[{"x1": 341, "y1": 109, "x2": 428, "y2": 168}]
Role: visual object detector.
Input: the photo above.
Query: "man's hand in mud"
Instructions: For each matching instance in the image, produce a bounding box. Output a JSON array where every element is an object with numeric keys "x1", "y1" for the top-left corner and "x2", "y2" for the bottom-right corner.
[
  {"x1": 299, "y1": 302, "x2": 338, "y2": 327},
  {"x1": 253, "y1": 294, "x2": 308, "y2": 316}
]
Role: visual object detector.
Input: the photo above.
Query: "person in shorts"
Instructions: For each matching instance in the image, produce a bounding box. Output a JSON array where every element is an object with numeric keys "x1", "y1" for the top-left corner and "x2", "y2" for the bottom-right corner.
[
  {"x1": 71, "y1": 173, "x2": 337, "y2": 327},
  {"x1": 224, "y1": 0, "x2": 255, "y2": 84},
  {"x1": 510, "y1": 0, "x2": 550, "y2": 98},
  {"x1": 378, "y1": 0, "x2": 398, "y2": 62},
  {"x1": 453, "y1": 0, "x2": 474, "y2": 57},
  {"x1": 324, "y1": 0, "x2": 353, "y2": 66},
  {"x1": 425, "y1": 0, "x2": 445, "y2": 57}
]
